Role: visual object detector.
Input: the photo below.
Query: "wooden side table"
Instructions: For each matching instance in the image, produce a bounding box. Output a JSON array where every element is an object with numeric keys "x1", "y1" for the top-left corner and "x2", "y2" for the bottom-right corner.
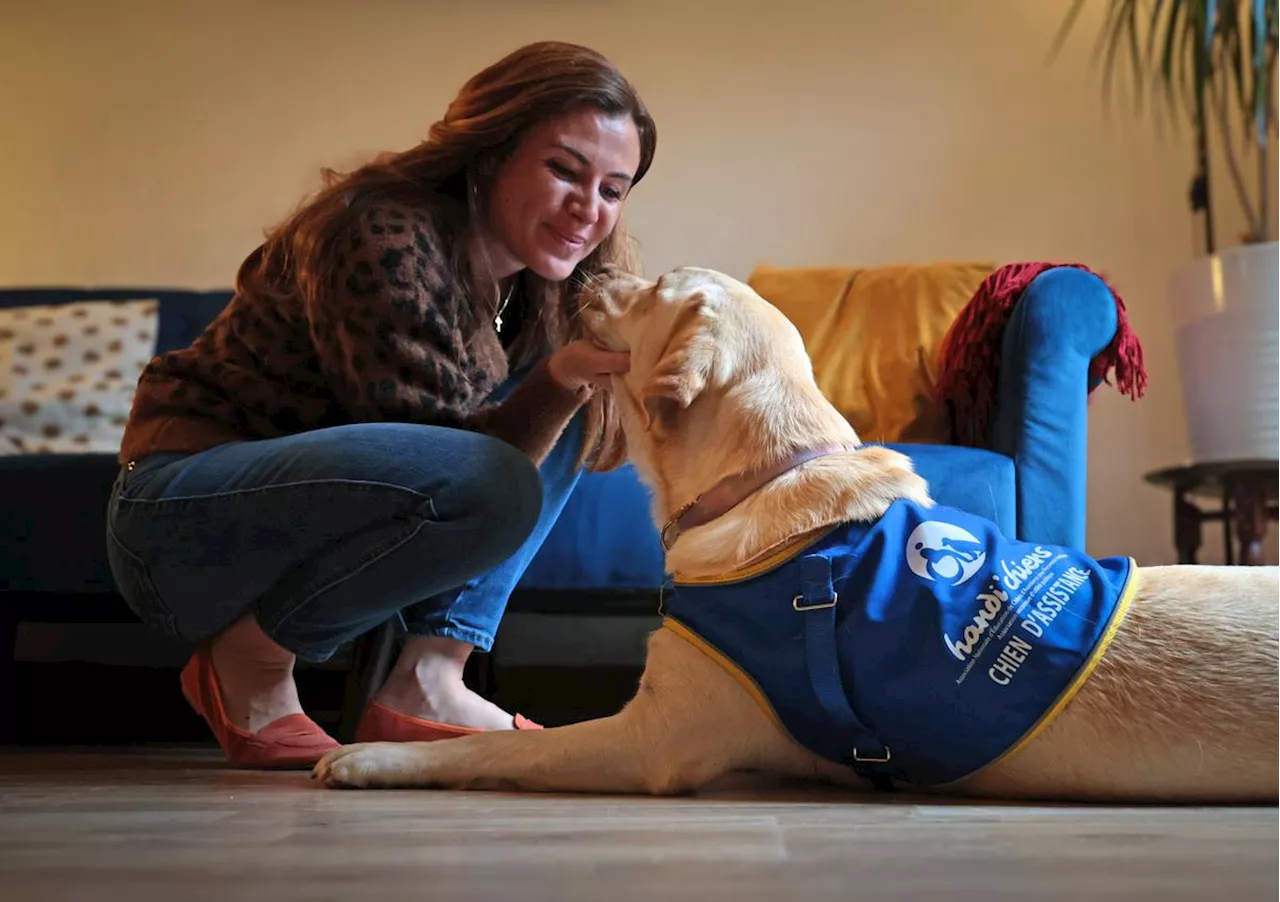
[{"x1": 1144, "y1": 460, "x2": 1278, "y2": 565}]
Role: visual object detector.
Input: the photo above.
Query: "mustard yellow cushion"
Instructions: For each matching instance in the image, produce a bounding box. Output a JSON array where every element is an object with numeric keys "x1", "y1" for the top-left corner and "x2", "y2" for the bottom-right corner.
[{"x1": 747, "y1": 261, "x2": 996, "y2": 444}]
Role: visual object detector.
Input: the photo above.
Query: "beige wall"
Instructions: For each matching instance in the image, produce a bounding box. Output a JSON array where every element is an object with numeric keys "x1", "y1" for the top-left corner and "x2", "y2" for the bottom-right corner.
[{"x1": 1, "y1": 0, "x2": 1272, "y2": 564}]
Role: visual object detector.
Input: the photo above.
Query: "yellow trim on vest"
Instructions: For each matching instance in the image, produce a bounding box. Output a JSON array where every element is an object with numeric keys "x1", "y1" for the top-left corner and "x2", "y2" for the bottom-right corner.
[
  {"x1": 672, "y1": 525, "x2": 838, "y2": 587},
  {"x1": 946, "y1": 559, "x2": 1141, "y2": 785},
  {"x1": 661, "y1": 617, "x2": 785, "y2": 731}
]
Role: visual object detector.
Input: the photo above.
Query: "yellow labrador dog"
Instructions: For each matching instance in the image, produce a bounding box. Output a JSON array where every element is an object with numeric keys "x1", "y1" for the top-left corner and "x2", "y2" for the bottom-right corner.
[{"x1": 316, "y1": 266, "x2": 1278, "y2": 803}]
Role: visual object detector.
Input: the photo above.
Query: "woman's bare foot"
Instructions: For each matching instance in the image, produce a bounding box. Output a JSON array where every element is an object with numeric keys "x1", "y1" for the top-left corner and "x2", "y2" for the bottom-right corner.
[
  {"x1": 372, "y1": 635, "x2": 516, "y2": 731},
  {"x1": 207, "y1": 615, "x2": 306, "y2": 734}
]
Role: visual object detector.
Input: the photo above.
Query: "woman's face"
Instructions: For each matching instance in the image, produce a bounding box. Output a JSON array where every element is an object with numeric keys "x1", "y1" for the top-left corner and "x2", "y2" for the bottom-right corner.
[{"x1": 484, "y1": 107, "x2": 643, "y2": 283}]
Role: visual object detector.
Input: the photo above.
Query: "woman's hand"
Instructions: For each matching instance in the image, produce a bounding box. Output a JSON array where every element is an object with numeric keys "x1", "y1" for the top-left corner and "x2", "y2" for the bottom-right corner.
[{"x1": 548, "y1": 340, "x2": 630, "y2": 394}]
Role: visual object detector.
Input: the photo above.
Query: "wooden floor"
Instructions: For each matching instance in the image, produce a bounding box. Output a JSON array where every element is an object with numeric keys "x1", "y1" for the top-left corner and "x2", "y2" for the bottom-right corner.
[{"x1": 0, "y1": 748, "x2": 1275, "y2": 901}]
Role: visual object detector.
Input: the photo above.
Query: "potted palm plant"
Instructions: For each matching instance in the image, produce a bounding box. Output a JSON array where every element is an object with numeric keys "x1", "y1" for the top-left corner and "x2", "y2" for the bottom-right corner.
[{"x1": 1055, "y1": 0, "x2": 1278, "y2": 464}]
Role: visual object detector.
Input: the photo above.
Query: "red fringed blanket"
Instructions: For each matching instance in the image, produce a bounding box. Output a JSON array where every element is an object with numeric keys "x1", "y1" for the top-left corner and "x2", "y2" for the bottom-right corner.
[{"x1": 935, "y1": 262, "x2": 1147, "y2": 448}]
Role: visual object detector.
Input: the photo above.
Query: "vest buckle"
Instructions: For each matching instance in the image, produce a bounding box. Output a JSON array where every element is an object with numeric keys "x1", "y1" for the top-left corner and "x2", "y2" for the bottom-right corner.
[
  {"x1": 793, "y1": 591, "x2": 837, "y2": 611},
  {"x1": 852, "y1": 746, "x2": 892, "y2": 764}
]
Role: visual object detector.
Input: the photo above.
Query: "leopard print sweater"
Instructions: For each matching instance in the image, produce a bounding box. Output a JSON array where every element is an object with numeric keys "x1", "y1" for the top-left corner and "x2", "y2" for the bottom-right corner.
[{"x1": 118, "y1": 199, "x2": 585, "y2": 466}]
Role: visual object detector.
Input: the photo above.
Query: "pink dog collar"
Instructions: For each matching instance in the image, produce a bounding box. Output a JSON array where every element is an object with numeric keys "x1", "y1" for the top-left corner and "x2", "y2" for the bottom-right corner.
[{"x1": 660, "y1": 445, "x2": 850, "y2": 551}]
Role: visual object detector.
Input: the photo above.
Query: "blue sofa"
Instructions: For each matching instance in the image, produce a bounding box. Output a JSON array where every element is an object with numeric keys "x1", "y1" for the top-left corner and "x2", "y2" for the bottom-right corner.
[{"x1": 0, "y1": 266, "x2": 1120, "y2": 733}]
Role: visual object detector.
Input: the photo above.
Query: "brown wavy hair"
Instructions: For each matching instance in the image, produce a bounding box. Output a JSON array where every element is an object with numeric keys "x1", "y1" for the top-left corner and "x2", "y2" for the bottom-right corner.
[{"x1": 235, "y1": 41, "x2": 657, "y2": 471}]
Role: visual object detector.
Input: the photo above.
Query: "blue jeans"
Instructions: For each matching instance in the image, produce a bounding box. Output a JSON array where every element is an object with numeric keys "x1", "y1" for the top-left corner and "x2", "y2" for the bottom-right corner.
[{"x1": 105, "y1": 387, "x2": 585, "y2": 663}]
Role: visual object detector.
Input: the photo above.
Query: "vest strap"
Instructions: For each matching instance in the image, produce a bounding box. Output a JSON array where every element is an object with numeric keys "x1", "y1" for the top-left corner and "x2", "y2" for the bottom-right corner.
[{"x1": 796, "y1": 553, "x2": 894, "y2": 788}]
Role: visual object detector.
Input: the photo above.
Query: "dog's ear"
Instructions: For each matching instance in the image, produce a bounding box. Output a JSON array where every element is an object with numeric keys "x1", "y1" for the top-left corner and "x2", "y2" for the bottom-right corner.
[{"x1": 640, "y1": 299, "x2": 717, "y2": 435}]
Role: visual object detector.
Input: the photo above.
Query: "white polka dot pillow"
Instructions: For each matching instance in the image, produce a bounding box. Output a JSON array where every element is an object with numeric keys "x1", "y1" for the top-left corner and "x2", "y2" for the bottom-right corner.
[{"x1": 0, "y1": 298, "x2": 159, "y2": 454}]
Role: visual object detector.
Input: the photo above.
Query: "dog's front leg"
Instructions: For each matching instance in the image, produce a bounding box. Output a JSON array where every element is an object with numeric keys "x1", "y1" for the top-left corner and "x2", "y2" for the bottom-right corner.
[
  {"x1": 314, "y1": 627, "x2": 797, "y2": 795},
  {"x1": 314, "y1": 713, "x2": 657, "y2": 794}
]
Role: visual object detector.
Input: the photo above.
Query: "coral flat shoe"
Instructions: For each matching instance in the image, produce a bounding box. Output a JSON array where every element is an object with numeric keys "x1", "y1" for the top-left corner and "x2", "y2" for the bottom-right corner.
[
  {"x1": 179, "y1": 647, "x2": 341, "y2": 769},
  {"x1": 355, "y1": 699, "x2": 543, "y2": 743}
]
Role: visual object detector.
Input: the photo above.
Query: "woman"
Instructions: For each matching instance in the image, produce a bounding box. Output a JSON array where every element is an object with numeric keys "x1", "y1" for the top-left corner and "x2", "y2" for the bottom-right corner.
[{"x1": 105, "y1": 41, "x2": 657, "y2": 769}]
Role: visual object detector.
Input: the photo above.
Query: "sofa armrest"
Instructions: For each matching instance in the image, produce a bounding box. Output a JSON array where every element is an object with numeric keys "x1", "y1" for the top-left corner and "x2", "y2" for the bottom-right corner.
[{"x1": 987, "y1": 267, "x2": 1119, "y2": 548}]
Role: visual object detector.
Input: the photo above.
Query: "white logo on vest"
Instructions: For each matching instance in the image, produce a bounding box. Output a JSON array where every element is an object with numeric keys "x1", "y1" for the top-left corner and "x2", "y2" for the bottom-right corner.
[{"x1": 905, "y1": 521, "x2": 987, "y2": 586}]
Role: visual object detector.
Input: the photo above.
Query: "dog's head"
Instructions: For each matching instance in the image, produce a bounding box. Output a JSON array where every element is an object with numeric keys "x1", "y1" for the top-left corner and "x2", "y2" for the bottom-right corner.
[
  {"x1": 580, "y1": 266, "x2": 860, "y2": 514},
  {"x1": 581, "y1": 267, "x2": 735, "y2": 435},
  {"x1": 580, "y1": 266, "x2": 828, "y2": 437}
]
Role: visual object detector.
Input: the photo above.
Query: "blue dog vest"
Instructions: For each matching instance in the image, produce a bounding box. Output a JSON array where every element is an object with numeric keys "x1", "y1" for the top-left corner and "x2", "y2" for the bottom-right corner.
[{"x1": 662, "y1": 498, "x2": 1137, "y2": 787}]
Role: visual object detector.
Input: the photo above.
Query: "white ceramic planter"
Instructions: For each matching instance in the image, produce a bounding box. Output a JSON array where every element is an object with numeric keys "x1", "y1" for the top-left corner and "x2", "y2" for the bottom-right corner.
[{"x1": 1168, "y1": 241, "x2": 1279, "y2": 464}]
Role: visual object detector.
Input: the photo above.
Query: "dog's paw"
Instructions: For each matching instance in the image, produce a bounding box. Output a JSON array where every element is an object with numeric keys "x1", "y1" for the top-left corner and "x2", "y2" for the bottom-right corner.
[{"x1": 312, "y1": 742, "x2": 436, "y2": 789}]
